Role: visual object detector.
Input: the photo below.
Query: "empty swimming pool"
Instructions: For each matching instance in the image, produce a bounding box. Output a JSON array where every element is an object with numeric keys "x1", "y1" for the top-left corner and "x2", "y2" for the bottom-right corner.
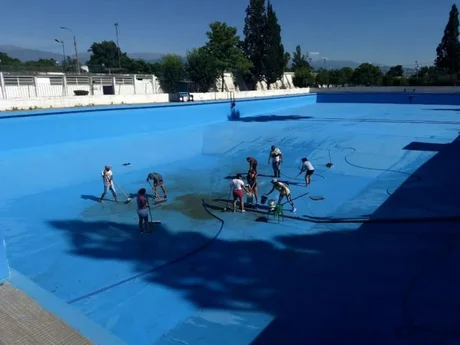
[{"x1": 1, "y1": 94, "x2": 460, "y2": 345}]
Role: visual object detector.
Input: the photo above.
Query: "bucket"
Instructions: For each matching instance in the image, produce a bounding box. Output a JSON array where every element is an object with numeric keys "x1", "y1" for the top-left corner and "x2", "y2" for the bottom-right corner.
[{"x1": 261, "y1": 195, "x2": 268, "y2": 204}]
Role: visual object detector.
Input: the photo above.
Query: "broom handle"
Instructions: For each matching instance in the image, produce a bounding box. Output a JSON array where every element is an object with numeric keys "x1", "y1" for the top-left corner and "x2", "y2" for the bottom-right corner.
[
  {"x1": 147, "y1": 197, "x2": 153, "y2": 220},
  {"x1": 114, "y1": 182, "x2": 129, "y2": 199}
]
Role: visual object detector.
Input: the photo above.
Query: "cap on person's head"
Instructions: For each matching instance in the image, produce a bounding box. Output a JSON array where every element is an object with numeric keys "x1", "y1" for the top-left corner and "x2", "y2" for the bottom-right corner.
[
  {"x1": 271, "y1": 178, "x2": 278, "y2": 183},
  {"x1": 105, "y1": 165, "x2": 111, "y2": 170},
  {"x1": 271, "y1": 145, "x2": 276, "y2": 150},
  {"x1": 301, "y1": 157, "x2": 307, "y2": 162}
]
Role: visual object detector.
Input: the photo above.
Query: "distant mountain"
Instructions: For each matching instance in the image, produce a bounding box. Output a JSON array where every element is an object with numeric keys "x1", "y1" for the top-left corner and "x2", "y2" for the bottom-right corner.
[
  {"x1": 309, "y1": 59, "x2": 392, "y2": 70},
  {"x1": 310, "y1": 59, "x2": 362, "y2": 69},
  {"x1": 0, "y1": 45, "x2": 165, "y2": 64},
  {"x1": 128, "y1": 52, "x2": 166, "y2": 62}
]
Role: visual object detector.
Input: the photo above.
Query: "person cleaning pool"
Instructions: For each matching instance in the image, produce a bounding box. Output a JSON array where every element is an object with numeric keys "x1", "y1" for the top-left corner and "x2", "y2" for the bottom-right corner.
[
  {"x1": 247, "y1": 168, "x2": 258, "y2": 206},
  {"x1": 230, "y1": 173, "x2": 250, "y2": 213},
  {"x1": 264, "y1": 178, "x2": 296, "y2": 212},
  {"x1": 99, "y1": 165, "x2": 119, "y2": 203},
  {"x1": 246, "y1": 157, "x2": 258, "y2": 174},
  {"x1": 268, "y1": 145, "x2": 283, "y2": 178},
  {"x1": 146, "y1": 172, "x2": 167, "y2": 199},
  {"x1": 136, "y1": 188, "x2": 151, "y2": 234},
  {"x1": 297, "y1": 157, "x2": 315, "y2": 186}
]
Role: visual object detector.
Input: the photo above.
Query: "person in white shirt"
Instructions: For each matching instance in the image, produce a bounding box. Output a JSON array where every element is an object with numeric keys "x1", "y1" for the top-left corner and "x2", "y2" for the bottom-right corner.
[
  {"x1": 297, "y1": 157, "x2": 315, "y2": 186},
  {"x1": 230, "y1": 173, "x2": 250, "y2": 213},
  {"x1": 99, "y1": 165, "x2": 119, "y2": 203},
  {"x1": 268, "y1": 145, "x2": 283, "y2": 178}
]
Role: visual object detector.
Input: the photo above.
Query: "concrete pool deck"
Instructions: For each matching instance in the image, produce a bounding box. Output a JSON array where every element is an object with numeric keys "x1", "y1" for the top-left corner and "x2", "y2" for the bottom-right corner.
[{"x1": 1, "y1": 97, "x2": 460, "y2": 344}]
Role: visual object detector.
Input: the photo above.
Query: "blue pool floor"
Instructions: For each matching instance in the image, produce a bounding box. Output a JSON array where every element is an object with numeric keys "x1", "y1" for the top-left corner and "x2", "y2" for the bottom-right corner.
[{"x1": 2, "y1": 103, "x2": 460, "y2": 344}]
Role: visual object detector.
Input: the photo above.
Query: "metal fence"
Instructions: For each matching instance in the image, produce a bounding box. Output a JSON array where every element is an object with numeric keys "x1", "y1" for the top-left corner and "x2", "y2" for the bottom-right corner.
[{"x1": 0, "y1": 72, "x2": 161, "y2": 99}]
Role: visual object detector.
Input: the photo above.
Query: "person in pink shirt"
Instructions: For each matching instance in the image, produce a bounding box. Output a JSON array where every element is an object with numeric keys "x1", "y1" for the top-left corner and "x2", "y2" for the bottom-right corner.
[
  {"x1": 230, "y1": 173, "x2": 250, "y2": 213},
  {"x1": 136, "y1": 188, "x2": 151, "y2": 234}
]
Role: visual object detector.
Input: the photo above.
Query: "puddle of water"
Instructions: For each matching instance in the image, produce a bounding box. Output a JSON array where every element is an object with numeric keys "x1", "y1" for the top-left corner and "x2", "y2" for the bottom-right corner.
[{"x1": 161, "y1": 193, "x2": 222, "y2": 220}]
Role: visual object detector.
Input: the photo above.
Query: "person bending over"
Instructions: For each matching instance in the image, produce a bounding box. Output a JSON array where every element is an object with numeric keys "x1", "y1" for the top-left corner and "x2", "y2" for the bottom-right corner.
[
  {"x1": 298, "y1": 157, "x2": 315, "y2": 186},
  {"x1": 146, "y1": 172, "x2": 167, "y2": 199},
  {"x1": 246, "y1": 157, "x2": 258, "y2": 174},
  {"x1": 265, "y1": 178, "x2": 296, "y2": 212},
  {"x1": 247, "y1": 168, "x2": 258, "y2": 205},
  {"x1": 268, "y1": 145, "x2": 283, "y2": 178},
  {"x1": 100, "y1": 165, "x2": 119, "y2": 203},
  {"x1": 230, "y1": 173, "x2": 250, "y2": 213}
]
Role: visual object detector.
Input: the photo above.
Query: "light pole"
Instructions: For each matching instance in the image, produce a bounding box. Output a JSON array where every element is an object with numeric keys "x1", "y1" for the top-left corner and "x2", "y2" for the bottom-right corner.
[
  {"x1": 114, "y1": 22, "x2": 121, "y2": 69},
  {"x1": 60, "y1": 26, "x2": 80, "y2": 74},
  {"x1": 54, "y1": 39, "x2": 66, "y2": 72}
]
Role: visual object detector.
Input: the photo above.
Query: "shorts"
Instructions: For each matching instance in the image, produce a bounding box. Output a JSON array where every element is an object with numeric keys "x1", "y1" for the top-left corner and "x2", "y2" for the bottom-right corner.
[
  {"x1": 306, "y1": 170, "x2": 314, "y2": 176},
  {"x1": 233, "y1": 189, "x2": 243, "y2": 200},
  {"x1": 154, "y1": 178, "x2": 164, "y2": 186},
  {"x1": 137, "y1": 208, "x2": 149, "y2": 220}
]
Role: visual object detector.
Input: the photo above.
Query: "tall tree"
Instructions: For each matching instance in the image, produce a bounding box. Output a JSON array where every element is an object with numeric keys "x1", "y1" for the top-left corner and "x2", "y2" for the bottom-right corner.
[
  {"x1": 158, "y1": 54, "x2": 186, "y2": 93},
  {"x1": 263, "y1": 1, "x2": 286, "y2": 89},
  {"x1": 340, "y1": 67, "x2": 354, "y2": 85},
  {"x1": 315, "y1": 68, "x2": 330, "y2": 87},
  {"x1": 242, "y1": 0, "x2": 266, "y2": 87},
  {"x1": 283, "y1": 52, "x2": 291, "y2": 71},
  {"x1": 206, "y1": 22, "x2": 252, "y2": 92},
  {"x1": 351, "y1": 63, "x2": 383, "y2": 86},
  {"x1": 293, "y1": 67, "x2": 314, "y2": 87},
  {"x1": 87, "y1": 41, "x2": 131, "y2": 71},
  {"x1": 291, "y1": 45, "x2": 310, "y2": 71},
  {"x1": 186, "y1": 47, "x2": 220, "y2": 92},
  {"x1": 435, "y1": 4, "x2": 460, "y2": 74},
  {"x1": 386, "y1": 65, "x2": 404, "y2": 77}
]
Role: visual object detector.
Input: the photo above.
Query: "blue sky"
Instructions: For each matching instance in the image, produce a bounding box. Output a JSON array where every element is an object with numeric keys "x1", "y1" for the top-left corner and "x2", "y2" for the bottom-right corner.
[{"x1": 0, "y1": 0, "x2": 454, "y2": 66}]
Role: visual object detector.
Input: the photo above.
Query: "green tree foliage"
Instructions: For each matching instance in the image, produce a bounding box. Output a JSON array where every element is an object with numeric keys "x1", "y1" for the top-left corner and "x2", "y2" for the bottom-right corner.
[
  {"x1": 206, "y1": 22, "x2": 252, "y2": 92},
  {"x1": 435, "y1": 4, "x2": 460, "y2": 74},
  {"x1": 87, "y1": 41, "x2": 158, "y2": 74},
  {"x1": 242, "y1": 0, "x2": 266, "y2": 87},
  {"x1": 315, "y1": 68, "x2": 330, "y2": 87},
  {"x1": 263, "y1": 1, "x2": 286, "y2": 88},
  {"x1": 158, "y1": 54, "x2": 186, "y2": 93},
  {"x1": 408, "y1": 66, "x2": 454, "y2": 86},
  {"x1": 328, "y1": 69, "x2": 341, "y2": 86},
  {"x1": 87, "y1": 41, "x2": 127, "y2": 70},
  {"x1": 351, "y1": 63, "x2": 383, "y2": 86},
  {"x1": 292, "y1": 67, "x2": 314, "y2": 87},
  {"x1": 0, "y1": 52, "x2": 21, "y2": 65},
  {"x1": 386, "y1": 65, "x2": 404, "y2": 77},
  {"x1": 327, "y1": 67, "x2": 353, "y2": 86},
  {"x1": 340, "y1": 67, "x2": 354, "y2": 85},
  {"x1": 283, "y1": 52, "x2": 291, "y2": 71},
  {"x1": 291, "y1": 45, "x2": 310, "y2": 71},
  {"x1": 185, "y1": 47, "x2": 220, "y2": 92}
]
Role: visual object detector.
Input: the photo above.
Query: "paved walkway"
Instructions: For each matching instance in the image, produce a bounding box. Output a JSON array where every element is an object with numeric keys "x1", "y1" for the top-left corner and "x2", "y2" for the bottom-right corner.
[{"x1": 0, "y1": 282, "x2": 92, "y2": 345}]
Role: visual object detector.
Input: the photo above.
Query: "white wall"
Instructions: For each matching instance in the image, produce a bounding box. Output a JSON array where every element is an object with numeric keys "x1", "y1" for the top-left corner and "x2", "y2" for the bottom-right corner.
[
  {"x1": 310, "y1": 86, "x2": 460, "y2": 93},
  {"x1": 0, "y1": 72, "x2": 294, "y2": 100},
  {"x1": 0, "y1": 88, "x2": 311, "y2": 112}
]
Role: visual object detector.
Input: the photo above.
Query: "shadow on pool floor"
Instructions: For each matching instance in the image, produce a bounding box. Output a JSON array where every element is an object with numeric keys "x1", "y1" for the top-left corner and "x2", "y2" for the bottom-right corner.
[{"x1": 228, "y1": 114, "x2": 313, "y2": 122}]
